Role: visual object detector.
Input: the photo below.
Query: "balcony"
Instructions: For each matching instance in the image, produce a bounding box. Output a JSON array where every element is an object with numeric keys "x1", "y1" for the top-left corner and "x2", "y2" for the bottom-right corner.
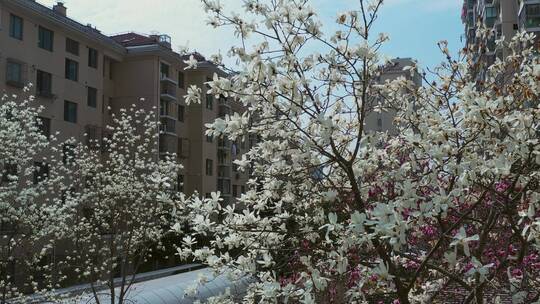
[
  {"x1": 160, "y1": 99, "x2": 177, "y2": 118},
  {"x1": 520, "y1": 3, "x2": 540, "y2": 31},
  {"x1": 217, "y1": 178, "x2": 231, "y2": 195},
  {"x1": 218, "y1": 165, "x2": 231, "y2": 179},
  {"x1": 159, "y1": 134, "x2": 177, "y2": 155},
  {"x1": 160, "y1": 83, "x2": 177, "y2": 101},
  {"x1": 160, "y1": 117, "x2": 176, "y2": 135},
  {"x1": 218, "y1": 138, "x2": 231, "y2": 150},
  {"x1": 218, "y1": 149, "x2": 229, "y2": 165},
  {"x1": 160, "y1": 73, "x2": 178, "y2": 86}
]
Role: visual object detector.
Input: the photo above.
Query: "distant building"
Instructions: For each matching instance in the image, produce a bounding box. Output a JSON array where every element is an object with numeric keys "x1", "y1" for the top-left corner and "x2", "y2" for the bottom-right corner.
[
  {"x1": 461, "y1": 0, "x2": 540, "y2": 79},
  {"x1": 0, "y1": 0, "x2": 252, "y2": 288},
  {"x1": 0, "y1": 0, "x2": 251, "y2": 204},
  {"x1": 364, "y1": 57, "x2": 422, "y2": 135}
]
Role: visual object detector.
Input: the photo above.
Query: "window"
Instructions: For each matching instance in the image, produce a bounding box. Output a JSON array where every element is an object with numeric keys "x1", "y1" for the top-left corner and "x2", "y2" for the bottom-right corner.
[
  {"x1": 36, "y1": 116, "x2": 51, "y2": 139},
  {"x1": 1, "y1": 163, "x2": 17, "y2": 185},
  {"x1": 241, "y1": 185, "x2": 246, "y2": 194},
  {"x1": 87, "y1": 87, "x2": 97, "y2": 108},
  {"x1": 525, "y1": 4, "x2": 540, "y2": 28},
  {"x1": 38, "y1": 26, "x2": 54, "y2": 51},
  {"x1": 62, "y1": 144, "x2": 75, "y2": 165},
  {"x1": 33, "y1": 162, "x2": 49, "y2": 184},
  {"x1": 65, "y1": 58, "x2": 79, "y2": 81},
  {"x1": 64, "y1": 101, "x2": 77, "y2": 123},
  {"x1": 9, "y1": 14, "x2": 23, "y2": 40},
  {"x1": 88, "y1": 47, "x2": 98, "y2": 68},
  {"x1": 161, "y1": 62, "x2": 170, "y2": 78},
  {"x1": 206, "y1": 94, "x2": 213, "y2": 110},
  {"x1": 6, "y1": 61, "x2": 23, "y2": 87},
  {"x1": 178, "y1": 71, "x2": 185, "y2": 88},
  {"x1": 205, "y1": 159, "x2": 213, "y2": 176},
  {"x1": 232, "y1": 185, "x2": 238, "y2": 197},
  {"x1": 66, "y1": 38, "x2": 79, "y2": 55},
  {"x1": 485, "y1": 7, "x2": 497, "y2": 18},
  {"x1": 36, "y1": 70, "x2": 52, "y2": 97},
  {"x1": 206, "y1": 135, "x2": 213, "y2": 143},
  {"x1": 178, "y1": 105, "x2": 185, "y2": 122},
  {"x1": 217, "y1": 179, "x2": 231, "y2": 195}
]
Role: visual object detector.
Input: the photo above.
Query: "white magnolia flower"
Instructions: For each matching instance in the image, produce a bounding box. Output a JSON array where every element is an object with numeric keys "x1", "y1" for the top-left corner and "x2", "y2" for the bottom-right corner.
[{"x1": 183, "y1": 54, "x2": 198, "y2": 70}]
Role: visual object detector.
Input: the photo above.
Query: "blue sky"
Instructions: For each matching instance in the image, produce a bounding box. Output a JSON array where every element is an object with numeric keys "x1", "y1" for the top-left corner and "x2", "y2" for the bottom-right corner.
[
  {"x1": 40, "y1": 0, "x2": 464, "y2": 70},
  {"x1": 313, "y1": 0, "x2": 465, "y2": 69}
]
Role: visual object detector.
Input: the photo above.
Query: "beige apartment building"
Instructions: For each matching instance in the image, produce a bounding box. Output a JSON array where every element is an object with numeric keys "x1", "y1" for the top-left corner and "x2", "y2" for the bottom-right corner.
[
  {"x1": 365, "y1": 57, "x2": 422, "y2": 135},
  {"x1": 0, "y1": 0, "x2": 249, "y2": 203}
]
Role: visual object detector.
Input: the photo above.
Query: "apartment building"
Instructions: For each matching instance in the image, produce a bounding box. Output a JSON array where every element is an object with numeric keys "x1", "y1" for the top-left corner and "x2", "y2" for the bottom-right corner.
[
  {"x1": 0, "y1": 0, "x2": 249, "y2": 203},
  {"x1": 364, "y1": 57, "x2": 422, "y2": 135},
  {"x1": 0, "y1": 0, "x2": 254, "y2": 291},
  {"x1": 0, "y1": 0, "x2": 125, "y2": 150},
  {"x1": 461, "y1": 0, "x2": 540, "y2": 77},
  {"x1": 109, "y1": 32, "x2": 249, "y2": 202}
]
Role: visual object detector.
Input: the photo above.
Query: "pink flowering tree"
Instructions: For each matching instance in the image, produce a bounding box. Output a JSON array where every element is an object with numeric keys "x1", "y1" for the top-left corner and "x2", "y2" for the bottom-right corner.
[{"x1": 177, "y1": 0, "x2": 540, "y2": 303}]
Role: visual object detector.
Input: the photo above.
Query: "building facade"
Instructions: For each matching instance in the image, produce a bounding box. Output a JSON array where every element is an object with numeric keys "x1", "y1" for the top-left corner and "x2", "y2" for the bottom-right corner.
[
  {"x1": 365, "y1": 57, "x2": 422, "y2": 135},
  {"x1": 0, "y1": 0, "x2": 249, "y2": 203},
  {"x1": 461, "y1": 0, "x2": 540, "y2": 78}
]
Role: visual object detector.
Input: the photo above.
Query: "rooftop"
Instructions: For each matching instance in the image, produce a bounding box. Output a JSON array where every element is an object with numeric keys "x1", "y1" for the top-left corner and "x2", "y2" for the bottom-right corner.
[{"x1": 7, "y1": 0, "x2": 125, "y2": 53}]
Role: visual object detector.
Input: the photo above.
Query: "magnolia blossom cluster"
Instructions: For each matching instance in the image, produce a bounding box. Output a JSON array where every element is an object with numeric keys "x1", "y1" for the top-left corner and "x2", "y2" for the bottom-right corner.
[
  {"x1": 52, "y1": 105, "x2": 182, "y2": 303},
  {"x1": 0, "y1": 93, "x2": 182, "y2": 303},
  {"x1": 0, "y1": 88, "x2": 74, "y2": 301},
  {"x1": 174, "y1": 0, "x2": 540, "y2": 303}
]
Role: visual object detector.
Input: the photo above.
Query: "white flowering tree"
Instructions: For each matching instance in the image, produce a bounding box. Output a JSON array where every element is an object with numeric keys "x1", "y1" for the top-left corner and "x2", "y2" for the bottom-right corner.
[
  {"x1": 177, "y1": 0, "x2": 540, "y2": 303},
  {"x1": 0, "y1": 91, "x2": 69, "y2": 303},
  {"x1": 57, "y1": 105, "x2": 182, "y2": 304}
]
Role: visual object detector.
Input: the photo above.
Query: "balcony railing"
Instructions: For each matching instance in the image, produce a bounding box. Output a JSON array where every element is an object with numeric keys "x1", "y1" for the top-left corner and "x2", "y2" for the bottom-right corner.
[
  {"x1": 218, "y1": 138, "x2": 230, "y2": 149},
  {"x1": 160, "y1": 100, "x2": 177, "y2": 118},
  {"x1": 160, "y1": 117, "x2": 176, "y2": 134},
  {"x1": 160, "y1": 74, "x2": 178, "y2": 86},
  {"x1": 160, "y1": 83, "x2": 177, "y2": 101},
  {"x1": 217, "y1": 178, "x2": 231, "y2": 195}
]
